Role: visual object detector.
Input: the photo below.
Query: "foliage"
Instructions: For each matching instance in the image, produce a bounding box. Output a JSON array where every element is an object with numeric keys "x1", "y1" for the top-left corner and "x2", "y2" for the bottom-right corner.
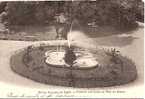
[
  {"x1": 3, "y1": 2, "x2": 61, "y2": 26},
  {"x1": 72, "y1": 0, "x2": 143, "y2": 30},
  {"x1": 27, "y1": 45, "x2": 33, "y2": 53},
  {"x1": 5, "y1": 2, "x2": 36, "y2": 25},
  {"x1": 0, "y1": 2, "x2": 6, "y2": 13},
  {"x1": 39, "y1": 43, "x2": 45, "y2": 51},
  {"x1": 1, "y1": 0, "x2": 144, "y2": 31}
]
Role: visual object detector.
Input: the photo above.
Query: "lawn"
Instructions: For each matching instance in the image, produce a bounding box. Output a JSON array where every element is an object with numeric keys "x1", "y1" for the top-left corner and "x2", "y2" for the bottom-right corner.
[
  {"x1": 0, "y1": 23, "x2": 57, "y2": 41},
  {"x1": 0, "y1": 21, "x2": 139, "y2": 41}
]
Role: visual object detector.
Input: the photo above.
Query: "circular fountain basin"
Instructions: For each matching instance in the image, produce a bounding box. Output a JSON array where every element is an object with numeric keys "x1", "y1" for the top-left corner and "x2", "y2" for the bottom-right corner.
[{"x1": 45, "y1": 50, "x2": 98, "y2": 67}]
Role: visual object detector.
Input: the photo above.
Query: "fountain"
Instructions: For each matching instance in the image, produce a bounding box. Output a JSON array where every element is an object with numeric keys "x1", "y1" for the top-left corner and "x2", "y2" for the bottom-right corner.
[
  {"x1": 10, "y1": 20, "x2": 137, "y2": 88},
  {"x1": 44, "y1": 21, "x2": 75, "y2": 67},
  {"x1": 44, "y1": 21, "x2": 99, "y2": 68}
]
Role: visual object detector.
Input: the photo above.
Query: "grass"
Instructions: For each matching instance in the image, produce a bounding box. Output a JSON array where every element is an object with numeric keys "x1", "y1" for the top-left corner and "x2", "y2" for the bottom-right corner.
[
  {"x1": 0, "y1": 22, "x2": 139, "y2": 41},
  {"x1": 0, "y1": 25, "x2": 57, "y2": 41},
  {"x1": 10, "y1": 44, "x2": 137, "y2": 87}
]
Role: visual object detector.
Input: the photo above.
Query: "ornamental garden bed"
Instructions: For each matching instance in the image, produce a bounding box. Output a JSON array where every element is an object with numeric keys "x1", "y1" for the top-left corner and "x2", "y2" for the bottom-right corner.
[{"x1": 10, "y1": 43, "x2": 137, "y2": 88}]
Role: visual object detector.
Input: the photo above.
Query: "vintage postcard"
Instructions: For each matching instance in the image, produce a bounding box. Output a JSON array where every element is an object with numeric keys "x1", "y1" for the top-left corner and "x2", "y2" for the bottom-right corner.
[{"x1": 0, "y1": 0, "x2": 144, "y2": 98}]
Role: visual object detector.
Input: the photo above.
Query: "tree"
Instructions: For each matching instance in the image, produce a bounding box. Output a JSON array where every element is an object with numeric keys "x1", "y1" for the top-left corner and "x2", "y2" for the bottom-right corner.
[
  {"x1": 5, "y1": 2, "x2": 37, "y2": 25},
  {"x1": 0, "y1": 2, "x2": 7, "y2": 13},
  {"x1": 2, "y1": 0, "x2": 143, "y2": 31}
]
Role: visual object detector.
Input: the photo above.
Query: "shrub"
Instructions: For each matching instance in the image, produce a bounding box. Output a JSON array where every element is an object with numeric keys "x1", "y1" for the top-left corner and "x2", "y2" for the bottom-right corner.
[
  {"x1": 1, "y1": 0, "x2": 143, "y2": 31},
  {"x1": 39, "y1": 43, "x2": 45, "y2": 51},
  {"x1": 27, "y1": 45, "x2": 33, "y2": 53}
]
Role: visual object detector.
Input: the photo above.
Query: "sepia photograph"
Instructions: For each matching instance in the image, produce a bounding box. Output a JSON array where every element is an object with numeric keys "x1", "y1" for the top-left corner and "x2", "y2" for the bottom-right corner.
[{"x1": 0, "y1": 0, "x2": 144, "y2": 98}]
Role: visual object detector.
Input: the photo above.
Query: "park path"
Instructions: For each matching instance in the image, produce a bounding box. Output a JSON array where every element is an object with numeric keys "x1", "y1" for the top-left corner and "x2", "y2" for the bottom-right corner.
[{"x1": 0, "y1": 23, "x2": 144, "y2": 98}]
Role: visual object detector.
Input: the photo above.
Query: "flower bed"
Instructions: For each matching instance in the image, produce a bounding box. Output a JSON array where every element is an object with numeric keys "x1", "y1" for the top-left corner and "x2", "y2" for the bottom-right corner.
[{"x1": 10, "y1": 43, "x2": 137, "y2": 88}]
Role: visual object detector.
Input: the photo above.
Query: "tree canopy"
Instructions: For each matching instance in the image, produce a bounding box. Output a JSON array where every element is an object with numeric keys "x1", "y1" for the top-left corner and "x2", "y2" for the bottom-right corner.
[{"x1": 0, "y1": 0, "x2": 144, "y2": 31}]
